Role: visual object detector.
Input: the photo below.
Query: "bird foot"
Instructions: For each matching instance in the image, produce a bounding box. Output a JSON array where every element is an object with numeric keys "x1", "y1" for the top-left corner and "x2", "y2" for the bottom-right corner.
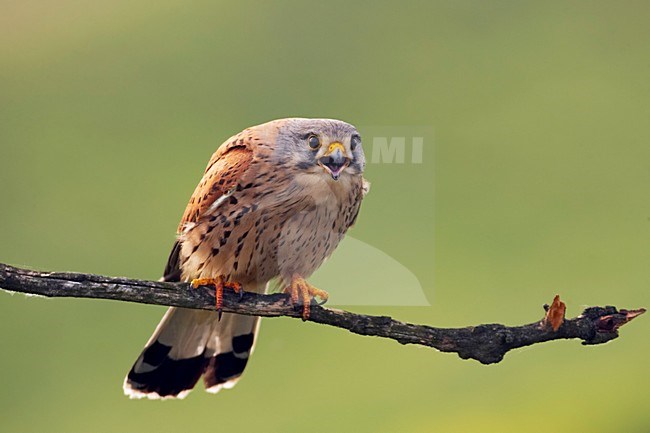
[
  {"x1": 283, "y1": 275, "x2": 329, "y2": 321},
  {"x1": 191, "y1": 276, "x2": 242, "y2": 320}
]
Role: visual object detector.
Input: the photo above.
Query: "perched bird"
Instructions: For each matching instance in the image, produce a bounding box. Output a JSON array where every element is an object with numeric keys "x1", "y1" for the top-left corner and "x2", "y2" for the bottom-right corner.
[{"x1": 124, "y1": 118, "x2": 369, "y2": 399}]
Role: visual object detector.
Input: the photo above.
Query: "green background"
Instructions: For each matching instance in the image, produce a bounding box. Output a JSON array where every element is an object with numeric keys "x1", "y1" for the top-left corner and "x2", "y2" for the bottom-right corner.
[{"x1": 1, "y1": 1, "x2": 649, "y2": 432}]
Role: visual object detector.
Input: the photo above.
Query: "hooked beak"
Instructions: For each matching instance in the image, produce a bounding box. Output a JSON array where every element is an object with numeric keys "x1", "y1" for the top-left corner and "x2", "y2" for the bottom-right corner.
[{"x1": 318, "y1": 142, "x2": 350, "y2": 180}]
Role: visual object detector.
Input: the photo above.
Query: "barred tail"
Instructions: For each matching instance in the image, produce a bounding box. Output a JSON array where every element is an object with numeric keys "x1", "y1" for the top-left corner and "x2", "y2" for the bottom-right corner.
[{"x1": 123, "y1": 307, "x2": 260, "y2": 399}]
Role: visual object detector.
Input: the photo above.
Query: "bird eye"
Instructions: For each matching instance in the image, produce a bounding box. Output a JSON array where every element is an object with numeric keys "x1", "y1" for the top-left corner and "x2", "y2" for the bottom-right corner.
[
  {"x1": 351, "y1": 134, "x2": 361, "y2": 151},
  {"x1": 307, "y1": 134, "x2": 320, "y2": 149}
]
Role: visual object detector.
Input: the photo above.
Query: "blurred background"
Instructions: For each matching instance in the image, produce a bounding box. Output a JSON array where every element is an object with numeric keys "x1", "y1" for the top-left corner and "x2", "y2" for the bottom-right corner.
[{"x1": 1, "y1": 1, "x2": 649, "y2": 432}]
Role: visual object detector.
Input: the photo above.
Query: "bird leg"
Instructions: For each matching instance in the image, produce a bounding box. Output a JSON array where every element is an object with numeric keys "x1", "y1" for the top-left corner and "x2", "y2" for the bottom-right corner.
[
  {"x1": 191, "y1": 276, "x2": 242, "y2": 320},
  {"x1": 283, "y1": 274, "x2": 329, "y2": 321}
]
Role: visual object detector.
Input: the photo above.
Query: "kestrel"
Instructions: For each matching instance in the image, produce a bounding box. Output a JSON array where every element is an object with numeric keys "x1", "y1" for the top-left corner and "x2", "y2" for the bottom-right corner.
[{"x1": 124, "y1": 118, "x2": 369, "y2": 399}]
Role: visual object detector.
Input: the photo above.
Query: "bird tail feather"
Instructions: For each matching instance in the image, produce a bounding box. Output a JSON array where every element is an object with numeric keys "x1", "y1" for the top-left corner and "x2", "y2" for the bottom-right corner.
[{"x1": 123, "y1": 307, "x2": 260, "y2": 399}]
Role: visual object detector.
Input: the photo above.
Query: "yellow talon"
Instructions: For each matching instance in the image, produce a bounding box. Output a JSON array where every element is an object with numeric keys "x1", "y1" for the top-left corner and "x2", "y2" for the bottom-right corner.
[
  {"x1": 283, "y1": 275, "x2": 329, "y2": 321},
  {"x1": 190, "y1": 276, "x2": 242, "y2": 319}
]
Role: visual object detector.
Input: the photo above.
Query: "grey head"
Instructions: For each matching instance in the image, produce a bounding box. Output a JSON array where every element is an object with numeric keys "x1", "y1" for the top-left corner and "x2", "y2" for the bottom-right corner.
[{"x1": 271, "y1": 118, "x2": 366, "y2": 181}]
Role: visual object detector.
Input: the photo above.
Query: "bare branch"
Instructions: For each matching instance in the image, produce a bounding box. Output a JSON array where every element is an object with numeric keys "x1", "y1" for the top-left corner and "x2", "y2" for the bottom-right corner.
[{"x1": 0, "y1": 263, "x2": 644, "y2": 364}]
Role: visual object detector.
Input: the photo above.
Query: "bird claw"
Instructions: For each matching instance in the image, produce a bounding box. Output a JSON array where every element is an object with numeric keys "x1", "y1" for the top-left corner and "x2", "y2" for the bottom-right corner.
[
  {"x1": 283, "y1": 275, "x2": 329, "y2": 321},
  {"x1": 191, "y1": 276, "x2": 243, "y2": 321}
]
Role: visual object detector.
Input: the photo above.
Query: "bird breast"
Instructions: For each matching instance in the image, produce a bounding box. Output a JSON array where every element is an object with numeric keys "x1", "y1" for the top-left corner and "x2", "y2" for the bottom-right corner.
[{"x1": 179, "y1": 172, "x2": 363, "y2": 290}]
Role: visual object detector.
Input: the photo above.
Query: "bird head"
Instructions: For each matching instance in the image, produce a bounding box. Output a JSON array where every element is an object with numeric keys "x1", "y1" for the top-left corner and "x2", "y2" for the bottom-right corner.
[{"x1": 273, "y1": 118, "x2": 366, "y2": 181}]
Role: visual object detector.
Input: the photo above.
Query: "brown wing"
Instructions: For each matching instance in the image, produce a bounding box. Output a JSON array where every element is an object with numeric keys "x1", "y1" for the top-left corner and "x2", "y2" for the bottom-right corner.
[
  {"x1": 178, "y1": 145, "x2": 253, "y2": 232},
  {"x1": 162, "y1": 144, "x2": 253, "y2": 282}
]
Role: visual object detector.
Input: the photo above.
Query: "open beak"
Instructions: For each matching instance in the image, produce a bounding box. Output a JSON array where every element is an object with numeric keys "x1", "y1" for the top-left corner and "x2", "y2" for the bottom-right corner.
[{"x1": 318, "y1": 142, "x2": 350, "y2": 180}]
